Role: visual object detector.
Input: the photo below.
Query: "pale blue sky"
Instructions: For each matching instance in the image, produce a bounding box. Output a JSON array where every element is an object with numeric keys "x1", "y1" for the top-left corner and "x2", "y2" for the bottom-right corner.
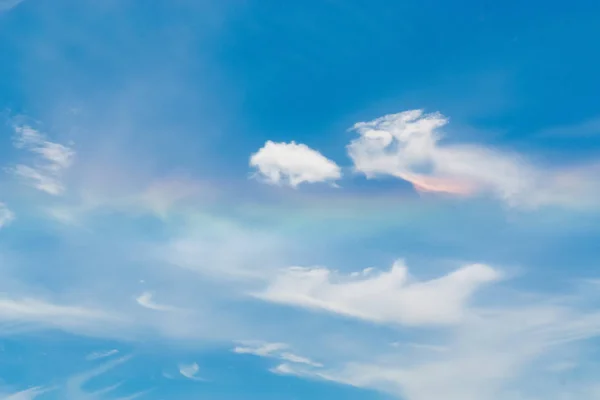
[{"x1": 1, "y1": 1, "x2": 600, "y2": 399}]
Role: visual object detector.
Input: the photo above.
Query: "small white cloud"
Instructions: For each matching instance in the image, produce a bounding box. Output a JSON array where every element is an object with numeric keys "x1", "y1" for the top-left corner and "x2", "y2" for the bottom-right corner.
[
  {"x1": 113, "y1": 389, "x2": 153, "y2": 400},
  {"x1": 280, "y1": 352, "x2": 323, "y2": 367},
  {"x1": 178, "y1": 362, "x2": 204, "y2": 381},
  {"x1": 232, "y1": 341, "x2": 288, "y2": 357},
  {"x1": 0, "y1": 203, "x2": 15, "y2": 229},
  {"x1": 86, "y1": 349, "x2": 119, "y2": 361},
  {"x1": 269, "y1": 363, "x2": 297, "y2": 375},
  {"x1": 250, "y1": 141, "x2": 341, "y2": 187},
  {"x1": 254, "y1": 260, "x2": 500, "y2": 326},
  {"x1": 347, "y1": 109, "x2": 600, "y2": 208},
  {"x1": 11, "y1": 125, "x2": 75, "y2": 195},
  {"x1": 135, "y1": 291, "x2": 179, "y2": 312}
]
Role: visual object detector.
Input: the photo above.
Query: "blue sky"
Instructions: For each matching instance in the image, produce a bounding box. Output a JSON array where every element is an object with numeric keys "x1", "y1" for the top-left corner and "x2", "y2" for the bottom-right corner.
[{"x1": 1, "y1": 0, "x2": 600, "y2": 399}]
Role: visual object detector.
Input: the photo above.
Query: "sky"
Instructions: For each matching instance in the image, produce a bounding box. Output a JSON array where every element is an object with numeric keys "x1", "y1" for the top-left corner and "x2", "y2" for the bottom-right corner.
[{"x1": 1, "y1": 0, "x2": 600, "y2": 399}]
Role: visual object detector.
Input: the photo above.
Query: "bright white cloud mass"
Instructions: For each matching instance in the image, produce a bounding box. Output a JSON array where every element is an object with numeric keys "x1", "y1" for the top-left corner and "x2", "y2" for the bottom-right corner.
[
  {"x1": 254, "y1": 260, "x2": 501, "y2": 326},
  {"x1": 250, "y1": 140, "x2": 342, "y2": 187},
  {"x1": 347, "y1": 110, "x2": 600, "y2": 208}
]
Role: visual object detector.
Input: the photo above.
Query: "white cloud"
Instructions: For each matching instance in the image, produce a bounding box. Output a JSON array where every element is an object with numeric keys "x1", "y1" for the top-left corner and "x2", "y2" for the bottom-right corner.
[
  {"x1": 135, "y1": 292, "x2": 179, "y2": 312},
  {"x1": 178, "y1": 362, "x2": 204, "y2": 381},
  {"x1": 3, "y1": 386, "x2": 52, "y2": 400},
  {"x1": 65, "y1": 356, "x2": 149, "y2": 400},
  {"x1": 250, "y1": 141, "x2": 341, "y2": 187},
  {"x1": 11, "y1": 125, "x2": 75, "y2": 195},
  {"x1": 233, "y1": 341, "x2": 323, "y2": 368},
  {"x1": 347, "y1": 109, "x2": 600, "y2": 208},
  {"x1": 254, "y1": 260, "x2": 500, "y2": 326},
  {"x1": 269, "y1": 363, "x2": 300, "y2": 375},
  {"x1": 261, "y1": 299, "x2": 600, "y2": 400},
  {"x1": 233, "y1": 341, "x2": 288, "y2": 356},
  {"x1": 279, "y1": 352, "x2": 323, "y2": 367},
  {"x1": 86, "y1": 349, "x2": 120, "y2": 361},
  {"x1": 0, "y1": 203, "x2": 15, "y2": 229},
  {"x1": 0, "y1": 296, "x2": 118, "y2": 335}
]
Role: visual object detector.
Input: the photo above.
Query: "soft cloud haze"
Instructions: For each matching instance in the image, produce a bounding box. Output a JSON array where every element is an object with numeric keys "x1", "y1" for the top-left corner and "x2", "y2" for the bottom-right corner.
[{"x1": 0, "y1": 202, "x2": 14, "y2": 228}]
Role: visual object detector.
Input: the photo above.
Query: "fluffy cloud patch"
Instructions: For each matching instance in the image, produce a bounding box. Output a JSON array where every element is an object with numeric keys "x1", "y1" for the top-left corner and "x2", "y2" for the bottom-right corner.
[
  {"x1": 254, "y1": 260, "x2": 500, "y2": 326},
  {"x1": 11, "y1": 125, "x2": 75, "y2": 195},
  {"x1": 348, "y1": 110, "x2": 600, "y2": 208},
  {"x1": 250, "y1": 141, "x2": 341, "y2": 187}
]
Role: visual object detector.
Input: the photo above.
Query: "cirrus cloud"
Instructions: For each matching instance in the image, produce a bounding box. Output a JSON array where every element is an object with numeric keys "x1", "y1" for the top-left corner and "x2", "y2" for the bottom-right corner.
[
  {"x1": 0, "y1": 202, "x2": 14, "y2": 229},
  {"x1": 10, "y1": 124, "x2": 75, "y2": 195}
]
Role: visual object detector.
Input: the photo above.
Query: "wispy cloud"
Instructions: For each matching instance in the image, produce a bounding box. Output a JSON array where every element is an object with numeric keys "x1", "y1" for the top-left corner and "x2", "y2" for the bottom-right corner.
[
  {"x1": 10, "y1": 125, "x2": 75, "y2": 195},
  {"x1": 250, "y1": 141, "x2": 341, "y2": 187},
  {"x1": 159, "y1": 217, "x2": 288, "y2": 281},
  {"x1": 135, "y1": 292, "x2": 180, "y2": 312},
  {"x1": 0, "y1": 295, "x2": 118, "y2": 335},
  {"x1": 254, "y1": 260, "x2": 500, "y2": 326},
  {"x1": 86, "y1": 349, "x2": 120, "y2": 361},
  {"x1": 253, "y1": 290, "x2": 600, "y2": 400},
  {"x1": 233, "y1": 341, "x2": 322, "y2": 368},
  {"x1": 3, "y1": 386, "x2": 53, "y2": 400},
  {"x1": 233, "y1": 341, "x2": 288, "y2": 356},
  {"x1": 347, "y1": 109, "x2": 600, "y2": 208},
  {"x1": 0, "y1": 202, "x2": 15, "y2": 229},
  {"x1": 65, "y1": 356, "x2": 148, "y2": 400},
  {"x1": 178, "y1": 362, "x2": 204, "y2": 381}
]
